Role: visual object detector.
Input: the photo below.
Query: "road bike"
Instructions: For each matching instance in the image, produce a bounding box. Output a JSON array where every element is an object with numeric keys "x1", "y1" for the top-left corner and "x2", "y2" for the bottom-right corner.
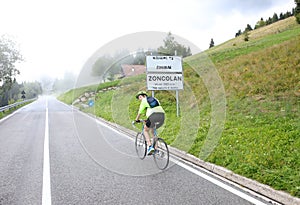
[{"x1": 132, "y1": 120, "x2": 169, "y2": 170}]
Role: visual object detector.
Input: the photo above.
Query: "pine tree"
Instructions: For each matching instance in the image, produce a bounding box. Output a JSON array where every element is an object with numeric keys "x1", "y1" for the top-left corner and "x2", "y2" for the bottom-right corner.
[
  {"x1": 244, "y1": 24, "x2": 253, "y2": 32},
  {"x1": 272, "y1": 13, "x2": 279, "y2": 23},
  {"x1": 157, "y1": 32, "x2": 192, "y2": 57},
  {"x1": 235, "y1": 30, "x2": 242, "y2": 37},
  {"x1": 209, "y1": 38, "x2": 215, "y2": 48},
  {"x1": 244, "y1": 31, "x2": 249, "y2": 42},
  {"x1": 255, "y1": 18, "x2": 266, "y2": 29}
]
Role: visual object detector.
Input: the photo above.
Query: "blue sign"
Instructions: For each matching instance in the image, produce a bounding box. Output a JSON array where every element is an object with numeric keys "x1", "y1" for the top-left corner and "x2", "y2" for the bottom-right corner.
[{"x1": 88, "y1": 99, "x2": 94, "y2": 107}]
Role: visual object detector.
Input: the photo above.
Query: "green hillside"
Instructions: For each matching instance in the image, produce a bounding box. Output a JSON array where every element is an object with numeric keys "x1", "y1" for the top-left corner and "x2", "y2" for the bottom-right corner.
[
  {"x1": 58, "y1": 17, "x2": 300, "y2": 197},
  {"x1": 184, "y1": 17, "x2": 300, "y2": 197}
]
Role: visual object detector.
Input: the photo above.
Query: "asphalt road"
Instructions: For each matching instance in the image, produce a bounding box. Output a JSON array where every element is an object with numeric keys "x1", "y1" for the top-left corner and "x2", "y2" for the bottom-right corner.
[{"x1": 0, "y1": 96, "x2": 273, "y2": 205}]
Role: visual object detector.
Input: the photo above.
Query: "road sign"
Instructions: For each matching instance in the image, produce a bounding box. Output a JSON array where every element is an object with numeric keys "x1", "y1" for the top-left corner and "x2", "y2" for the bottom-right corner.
[
  {"x1": 88, "y1": 99, "x2": 94, "y2": 107},
  {"x1": 146, "y1": 55, "x2": 183, "y2": 117},
  {"x1": 146, "y1": 56, "x2": 182, "y2": 73},
  {"x1": 146, "y1": 56, "x2": 183, "y2": 90},
  {"x1": 147, "y1": 73, "x2": 183, "y2": 90}
]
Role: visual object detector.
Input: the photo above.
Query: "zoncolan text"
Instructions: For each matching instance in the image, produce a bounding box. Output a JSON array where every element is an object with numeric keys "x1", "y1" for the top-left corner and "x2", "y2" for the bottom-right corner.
[{"x1": 148, "y1": 75, "x2": 182, "y2": 81}]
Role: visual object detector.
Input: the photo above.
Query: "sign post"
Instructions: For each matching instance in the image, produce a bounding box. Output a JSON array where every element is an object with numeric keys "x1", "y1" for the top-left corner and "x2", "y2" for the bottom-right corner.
[{"x1": 146, "y1": 56, "x2": 183, "y2": 116}]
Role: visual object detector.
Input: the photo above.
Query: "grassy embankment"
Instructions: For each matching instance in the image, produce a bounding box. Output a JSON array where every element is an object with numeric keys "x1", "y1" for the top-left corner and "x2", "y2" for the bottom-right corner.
[
  {"x1": 0, "y1": 101, "x2": 34, "y2": 119},
  {"x1": 58, "y1": 17, "x2": 300, "y2": 197}
]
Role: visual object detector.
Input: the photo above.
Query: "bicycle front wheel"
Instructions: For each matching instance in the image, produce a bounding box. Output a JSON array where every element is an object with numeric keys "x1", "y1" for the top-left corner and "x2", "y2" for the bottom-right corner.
[
  {"x1": 135, "y1": 132, "x2": 147, "y2": 159},
  {"x1": 153, "y1": 138, "x2": 169, "y2": 170}
]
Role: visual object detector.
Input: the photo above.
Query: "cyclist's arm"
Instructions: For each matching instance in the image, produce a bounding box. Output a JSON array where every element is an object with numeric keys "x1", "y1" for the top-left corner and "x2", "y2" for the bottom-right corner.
[
  {"x1": 135, "y1": 113, "x2": 141, "y2": 121},
  {"x1": 136, "y1": 98, "x2": 148, "y2": 121}
]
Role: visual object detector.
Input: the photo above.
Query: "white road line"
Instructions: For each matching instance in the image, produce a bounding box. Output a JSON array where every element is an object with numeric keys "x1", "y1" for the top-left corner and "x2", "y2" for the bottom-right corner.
[
  {"x1": 42, "y1": 98, "x2": 52, "y2": 205},
  {"x1": 176, "y1": 161, "x2": 268, "y2": 205}
]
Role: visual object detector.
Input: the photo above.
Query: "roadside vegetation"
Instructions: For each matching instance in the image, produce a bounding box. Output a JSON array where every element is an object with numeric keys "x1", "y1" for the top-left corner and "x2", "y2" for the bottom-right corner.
[
  {"x1": 0, "y1": 35, "x2": 43, "y2": 108},
  {"x1": 58, "y1": 17, "x2": 300, "y2": 197},
  {"x1": 0, "y1": 100, "x2": 34, "y2": 119}
]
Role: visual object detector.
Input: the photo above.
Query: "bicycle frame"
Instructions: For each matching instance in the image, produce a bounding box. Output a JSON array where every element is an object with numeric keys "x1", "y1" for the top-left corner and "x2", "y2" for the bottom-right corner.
[
  {"x1": 134, "y1": 120, "x2": 158, "y2": 146},
  {"x1": 132, "y1": 120, "x2": 169, "y2": 170}
]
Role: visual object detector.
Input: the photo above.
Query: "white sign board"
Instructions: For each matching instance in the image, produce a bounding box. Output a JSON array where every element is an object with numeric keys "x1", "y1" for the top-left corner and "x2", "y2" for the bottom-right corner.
[
  {"x1": 147, "y1": 73, "x2": 183, "y2": 90},
  {"x1": 146, "y1": 56, "x2": 182, "y2": 73},
  {"x1": 146, "y1": 55, "x2": 183, "y2": 90}
]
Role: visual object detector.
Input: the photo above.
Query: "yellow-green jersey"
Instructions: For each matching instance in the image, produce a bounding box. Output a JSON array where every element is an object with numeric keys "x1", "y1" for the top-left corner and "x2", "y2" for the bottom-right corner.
[{"x1": 138, "y1": 98, "x2": 165, "y2": 118}]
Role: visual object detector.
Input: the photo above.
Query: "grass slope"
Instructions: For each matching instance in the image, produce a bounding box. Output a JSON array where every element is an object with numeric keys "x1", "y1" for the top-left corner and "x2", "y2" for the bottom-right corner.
[{"x1": 58, "y1": 17, "x2": 300, "y2": 197}]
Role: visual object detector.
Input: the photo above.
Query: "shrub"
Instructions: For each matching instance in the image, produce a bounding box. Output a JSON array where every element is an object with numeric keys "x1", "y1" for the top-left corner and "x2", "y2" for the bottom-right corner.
[{"x1": 296, "y1": 13, "x2": 300, "y2": 24}]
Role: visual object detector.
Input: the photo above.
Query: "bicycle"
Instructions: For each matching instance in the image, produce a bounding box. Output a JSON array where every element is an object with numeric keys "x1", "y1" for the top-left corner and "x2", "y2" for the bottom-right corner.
[{"x1": 132, "y1": 120, "x2": 169, "y2": 170}]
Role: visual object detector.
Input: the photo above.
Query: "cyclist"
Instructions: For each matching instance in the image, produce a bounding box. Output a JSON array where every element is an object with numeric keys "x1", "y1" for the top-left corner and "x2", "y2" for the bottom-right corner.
[{"x1": 134, "y1": 91, "x2": 165, "y2": 155}]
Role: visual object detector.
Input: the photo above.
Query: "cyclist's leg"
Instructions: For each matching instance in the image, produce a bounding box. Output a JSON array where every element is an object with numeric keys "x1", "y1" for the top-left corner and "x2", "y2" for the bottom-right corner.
[
  {"x1": 148, "y1": 113, "x2": 165, "y2": 150},
  {"x1": 144, "y1": 120, "x2": 156, "y2": 155},
  {"x1": 143, "y1": 120, "x2": 152, "y2": 147}
]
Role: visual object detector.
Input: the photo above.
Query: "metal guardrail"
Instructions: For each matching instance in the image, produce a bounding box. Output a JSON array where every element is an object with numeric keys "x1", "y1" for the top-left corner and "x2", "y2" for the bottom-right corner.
[{"x1": 0, "y1": 98, "x2": 36, "y2": 112}]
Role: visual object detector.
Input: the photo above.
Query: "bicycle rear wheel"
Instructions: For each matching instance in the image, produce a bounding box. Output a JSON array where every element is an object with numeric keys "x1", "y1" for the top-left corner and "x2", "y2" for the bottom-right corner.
[
  {"x1": 135, "y1": 132, "x2": 147, "y2": 159},
  {"x1": 153, "y1": 138, "x2": 169, "y2": 170}
]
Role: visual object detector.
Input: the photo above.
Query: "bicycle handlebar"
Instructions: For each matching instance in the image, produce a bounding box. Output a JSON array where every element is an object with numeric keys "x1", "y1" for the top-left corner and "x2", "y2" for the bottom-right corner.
[{"x1": 131, "y1": 120, "x2": 145, "y2": 129}]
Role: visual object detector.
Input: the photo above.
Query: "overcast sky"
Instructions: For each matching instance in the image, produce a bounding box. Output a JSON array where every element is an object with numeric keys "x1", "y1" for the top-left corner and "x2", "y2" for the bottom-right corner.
[{"x1": 0, "y1": 0, "x2": 295, "y2": 82}]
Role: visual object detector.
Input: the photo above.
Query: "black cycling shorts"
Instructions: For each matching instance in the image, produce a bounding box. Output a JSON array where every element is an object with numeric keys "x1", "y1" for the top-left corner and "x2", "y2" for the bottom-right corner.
[{"x1": 145, "y1": 113, "x2": 165, "y2": 129}]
